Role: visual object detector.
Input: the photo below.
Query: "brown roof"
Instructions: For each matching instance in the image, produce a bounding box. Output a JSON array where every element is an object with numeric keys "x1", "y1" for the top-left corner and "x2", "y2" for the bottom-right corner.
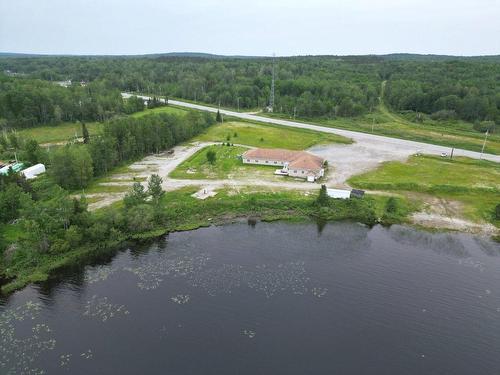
[
  {"x1": 243, "y1": 148, "x2": 324, "y2": 171},
  {"x1": 288, "y1": 153, "x2": 324, "y2": 170}
]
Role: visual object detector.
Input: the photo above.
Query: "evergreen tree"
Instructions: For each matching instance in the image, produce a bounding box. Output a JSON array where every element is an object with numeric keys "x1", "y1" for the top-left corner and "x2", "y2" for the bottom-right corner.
[
  {"x1": 316, "y1": 185, "x2": 330, "y2": 206},
  {"x1": 216, "y1": 110, "x2": 222, "y2": 123},
  {"x1": 124, "y1": 182, "x2": 147, "y2": 207},
  {"x1": 147, "y1": 174, "x2": 164, "y2": 204},
  {"x1": 206, "y1": 150, "x2": 216, "y2": 164},
  {"x1": 82, "y1": 122, "x2": 90, "y2": 144},
  {"x1": 24, "y1": 139, "x2": 41, "y2": 164}
]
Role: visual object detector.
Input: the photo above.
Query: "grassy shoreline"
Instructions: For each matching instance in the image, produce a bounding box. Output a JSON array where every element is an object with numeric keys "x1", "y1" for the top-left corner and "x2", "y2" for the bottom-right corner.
[
  {"x1": 348, "y1": 155, "x2": 500, "y2": 227},
  {"x1": 0, "y1": 188, "x2": 410, "y2": 294}
]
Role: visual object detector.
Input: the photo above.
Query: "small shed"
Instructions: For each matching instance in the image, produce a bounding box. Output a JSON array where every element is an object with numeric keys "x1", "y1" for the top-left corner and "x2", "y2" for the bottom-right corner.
[
  {"x1": 0, "y1": 162, "x2": 24, "y2": 176},
  {"x1": 350, "y1": 189, "x2": 365, "y2": 199},
  {"x1": 21, "y1": 163, "x2": 46, "y2": 179},
  {"x1": 326, "y1": 188, "x2": 351, "y2": 199}
]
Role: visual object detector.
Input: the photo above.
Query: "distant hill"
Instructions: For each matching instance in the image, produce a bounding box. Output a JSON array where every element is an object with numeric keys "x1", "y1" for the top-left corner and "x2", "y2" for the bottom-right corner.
[
  {"x1": 0, "y1": 51, "x2": 499, "y2": 62},
  {"x1": 0, "y1": 51, "x2": 260, "y2": 59},
  {"x1": 381, "y1": 53, "x2": 500, "y2": 62}
]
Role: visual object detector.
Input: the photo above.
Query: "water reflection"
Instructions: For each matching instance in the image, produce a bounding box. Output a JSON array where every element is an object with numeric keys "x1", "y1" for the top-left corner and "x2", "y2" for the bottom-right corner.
[
  {"x1": 0, "y1": 222, "x2": 499, "y2": 375},
  {"x1": 387, "y1": 225, "x2": 470, "y2": 258}
]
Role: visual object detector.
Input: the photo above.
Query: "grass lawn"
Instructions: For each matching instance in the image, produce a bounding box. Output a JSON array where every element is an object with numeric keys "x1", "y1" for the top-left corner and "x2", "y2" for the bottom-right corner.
[
  {"x1": 348, "y1": 155, "x2": 500, "y2": 225},
  {"x1": 192, "y1": 121, "x2": 351, "y2": 149},
  {"x1": 16, "y1": 106, "x2": 186, "y2": 145},
  {"x1": 170, "y1": 144, "x2": 277, "y2": 180},
  {"x1": 157, "y1": 186, "x2": 401, "y2": 232},
  {"x1": 267, "y1": 110, "x2": 500, "y2": 155},
  {"x1": 18, "y1": 121, "x2": 102, "y2": 144},
  {"x1": 264, "y1": 83, "x2": 500, "y2": 155},
  {"x1": 130, "y1": 105, "x2": 189, "y2": 118}
]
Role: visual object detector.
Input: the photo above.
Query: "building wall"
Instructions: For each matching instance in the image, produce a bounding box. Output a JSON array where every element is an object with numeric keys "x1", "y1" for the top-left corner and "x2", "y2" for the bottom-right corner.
[
  {"x1": 242, "y1": 155, "x2": 325, "y2": 181},
  {"x1": 242, "y1": 157, "x2": 286, "y2": 167},
  {"x1": 288, "y1": 168, "x2": 324, "y2": 180}
]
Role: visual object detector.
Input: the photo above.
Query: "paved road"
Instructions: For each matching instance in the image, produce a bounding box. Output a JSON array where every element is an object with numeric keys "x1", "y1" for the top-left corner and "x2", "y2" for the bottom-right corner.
[{"x1": 123, "y1": 93, "x2": 500, "y2": 164}]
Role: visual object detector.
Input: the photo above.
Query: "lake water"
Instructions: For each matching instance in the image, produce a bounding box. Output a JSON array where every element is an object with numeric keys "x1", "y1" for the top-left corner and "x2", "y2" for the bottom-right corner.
[{"x1": 1, "y1": 222, "x2": 500, "y2": 375}]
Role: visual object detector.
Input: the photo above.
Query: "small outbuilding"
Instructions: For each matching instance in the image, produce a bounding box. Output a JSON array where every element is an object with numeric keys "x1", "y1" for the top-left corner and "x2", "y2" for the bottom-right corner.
[
  {"x1": 326, "y1": 188, "x2": 351, "y2": 199},
  {"x1": 0, "y1": 162, "x2": 25, "y2": 176},
  {"x1": 350, "y1": 189, "x2": 365, "y2": 199},
  {"x1": 21, "y1": 163, "x2": 46, "y2": 179}
]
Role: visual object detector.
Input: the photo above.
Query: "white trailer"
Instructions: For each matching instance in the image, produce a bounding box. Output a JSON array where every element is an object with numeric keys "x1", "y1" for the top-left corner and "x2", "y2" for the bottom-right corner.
[
  {"x1": 21, "y1": 163, "x2": 46, "y2": 179},
  {"x1": 326, "y1": 188, "x2": 351, "y2": 199}
]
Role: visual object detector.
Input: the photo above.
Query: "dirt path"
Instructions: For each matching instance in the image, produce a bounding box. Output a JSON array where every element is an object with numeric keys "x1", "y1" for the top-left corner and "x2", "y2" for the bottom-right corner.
[{"x1": 87, "y1": 141, "x2": 319, "y2": 209}]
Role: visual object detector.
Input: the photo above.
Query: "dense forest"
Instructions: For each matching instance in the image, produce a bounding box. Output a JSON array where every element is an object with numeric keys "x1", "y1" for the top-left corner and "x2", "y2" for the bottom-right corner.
[
  {"x1": 384, "y1": 61, "x2": 500, "y2": 129},
  {"x1": 1, "y1": 55, "x2": 499, "y2": 129},
  {"x1": 1, "y1": 110, "x2": 214, "y2": 189},
  {"x1": 0, "y1": 109, "x2": 214, "y2": 269},
  {"x1": 0, "y1": 75, "x2": 144, "y2": 129}
]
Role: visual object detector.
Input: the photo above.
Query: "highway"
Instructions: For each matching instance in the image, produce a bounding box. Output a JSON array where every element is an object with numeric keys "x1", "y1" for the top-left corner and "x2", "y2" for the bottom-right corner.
[{"x1": 122, "y1": 93, "x2": 500, "y2": 164}]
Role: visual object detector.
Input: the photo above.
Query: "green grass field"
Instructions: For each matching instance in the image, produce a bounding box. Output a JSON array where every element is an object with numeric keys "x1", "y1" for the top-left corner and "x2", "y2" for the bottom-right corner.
[
  {"x1": 267, "y1": 109, "x2": 500, "y2": 155},
  {"x1": 264, "y1": 83, "x2": 500, "y2": 155},
  {"x1": 170, "y1": 145, "x2": 278, "y2": 180},
  {"x1": 192, "y1": 121, "x2": 351, "y2": 149},
  {"x1": 18, "y1": 121, "x2": 102, "y2": 144},
  {"x1": 348, "y1": 155, "x2": 500, "y2": 225},
  {"x1": 130, "y1": 105, "x2": 189, "y2": 118},
  {"x1": 16, "y1": 106, "x2": 187, "y2": 145}
]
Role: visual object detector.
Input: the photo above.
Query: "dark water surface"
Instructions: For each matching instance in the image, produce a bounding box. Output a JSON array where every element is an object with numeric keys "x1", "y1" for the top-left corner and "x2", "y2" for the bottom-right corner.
[{"x1": 1, "y1": 222, "x2": 500, "y2": 375}]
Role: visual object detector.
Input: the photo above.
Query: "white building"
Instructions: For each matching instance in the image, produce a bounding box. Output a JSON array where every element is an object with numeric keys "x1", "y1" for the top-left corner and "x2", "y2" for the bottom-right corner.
[
  {"x1": 242, "y1": 148, "x2": 325, "y2": 181},
  {"x1": 326, "y1": 188, "x2": 351, "y2": 199},
  {"x1": 21, "y1": 164, "x2": 46, "y2": 179}
]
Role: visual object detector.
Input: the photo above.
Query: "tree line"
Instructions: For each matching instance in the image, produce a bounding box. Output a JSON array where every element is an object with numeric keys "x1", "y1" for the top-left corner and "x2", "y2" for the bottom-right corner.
[
  {"x1": 384, "y1": 60, "x2": 499, "y2": 129},
  {"x1": 50, "y1": 111, "x2": 215, "y2": 189},
  {"x1": 0, "y1": 56, "x2": 382, "y2": 119},
  {"x1": 0, "y1": 55, "x2": 498, "y2": 129},
  {"x1": 0, "y1": 110, "x2": 215, "y2": 269},
  {"x1": 0, "y1": 74, "x2": 144, "y2": 129}
]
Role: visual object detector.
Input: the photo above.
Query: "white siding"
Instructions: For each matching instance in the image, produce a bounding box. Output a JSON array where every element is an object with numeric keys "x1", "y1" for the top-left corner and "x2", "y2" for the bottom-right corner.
[
  {"x1": 242, "y1": 158, "x2": 285, "y2": 166},
  {"x1": 327, "y1": 188, "x2": 351, "y2": 199},
  {"x1": 21, "y1": 164, "x2": 46, "y2": 179}
]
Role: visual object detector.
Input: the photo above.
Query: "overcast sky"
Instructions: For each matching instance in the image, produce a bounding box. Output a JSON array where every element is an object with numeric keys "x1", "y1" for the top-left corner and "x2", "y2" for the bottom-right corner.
[{"x1": 1, "y1": 0, "x2": 499, "y2": 56}]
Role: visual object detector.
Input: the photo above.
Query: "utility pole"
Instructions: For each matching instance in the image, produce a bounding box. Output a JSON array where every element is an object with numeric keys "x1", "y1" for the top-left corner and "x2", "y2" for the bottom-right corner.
[
  {"x1": 269, "y1": 53, "x2": 276, "y2": 112},
  {"x1": 372, "y1": 118, "x2": 375, "y2": 133},
  {"x1": 237, "y1": 97, "x2": 240, "y2": 112},
  {"x1": 480, "y1": 130, "x2": 489, "y2": 159},
  {"x1": 293, "y1": 106, "x2": 297, "y2": 120}
]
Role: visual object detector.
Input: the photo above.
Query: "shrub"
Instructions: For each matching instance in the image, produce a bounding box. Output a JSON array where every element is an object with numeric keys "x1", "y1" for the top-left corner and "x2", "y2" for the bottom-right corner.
[
  {"x1": 126, "y1": 204, "x2": 155, "y2": 233},
  {"x1": 431, "y1": 110, "x2": 457, "y2": 121},
  {"x1": 206, "y1": 150, "x2": 217, "y2": 164},
  {"x1": 473, "y1": 121, "x2": 496, "y2": 134},
  {"x1": 385, "y1": 197, "x2": 398, "y2": 213}
]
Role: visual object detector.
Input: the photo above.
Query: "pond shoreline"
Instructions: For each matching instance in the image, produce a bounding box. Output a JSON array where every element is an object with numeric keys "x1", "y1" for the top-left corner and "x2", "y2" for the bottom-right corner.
[{"x1": 1, "y1": 192, "x2": 497, "y2": 296}]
